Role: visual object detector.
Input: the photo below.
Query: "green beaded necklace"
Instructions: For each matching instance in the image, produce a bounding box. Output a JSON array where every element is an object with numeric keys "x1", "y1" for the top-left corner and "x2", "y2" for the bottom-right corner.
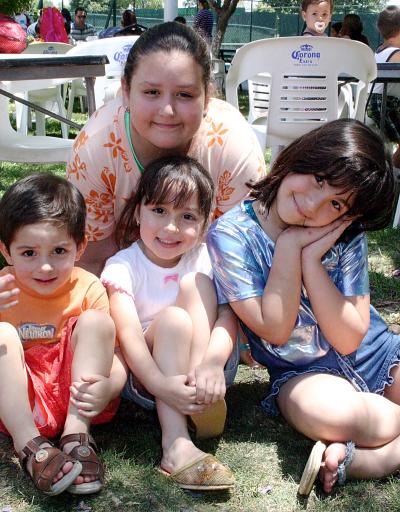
[{"x1": 124, "y1": 109, "x2": 145, "y2": 173}]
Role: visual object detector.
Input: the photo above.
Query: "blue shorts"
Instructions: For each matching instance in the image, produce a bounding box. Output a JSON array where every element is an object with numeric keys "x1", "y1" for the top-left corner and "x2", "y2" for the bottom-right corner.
[
  {"x1": 122, "y1": 341, "x2": 240, "y2": 410},
  {"x1": 249, "y1": 309, "x2": 400, "y2": 416}
]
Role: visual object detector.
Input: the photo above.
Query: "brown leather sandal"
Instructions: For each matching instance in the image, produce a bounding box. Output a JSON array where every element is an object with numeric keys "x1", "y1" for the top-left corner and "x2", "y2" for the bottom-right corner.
[
  {"x1": 59, "y1": 433, "x2": 104, "y2": 495},
  {"x1": 18, "y1": 435, "x2": 82, "y2": 496}
]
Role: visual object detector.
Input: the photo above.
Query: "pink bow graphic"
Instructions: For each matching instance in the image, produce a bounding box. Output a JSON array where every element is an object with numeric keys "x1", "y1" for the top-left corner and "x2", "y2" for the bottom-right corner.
[{"x1": 164, "y1": 273, "x2": 179, "y2": 284}]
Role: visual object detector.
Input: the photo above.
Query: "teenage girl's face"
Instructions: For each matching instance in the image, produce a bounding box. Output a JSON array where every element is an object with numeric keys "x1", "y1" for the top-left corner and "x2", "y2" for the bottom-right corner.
[
  {"x1": 302, "y1": 2, "x2": 332, "y2": 34},
  {"x1": 135, "y1": 192, "x2": 205, "y2": 268},
  {"x1": 0, "y1": 222, "x2": 86, "y2": 296},
  {"x1": 122, "y1": 50, "x2": 208, "y2": 156},
  {"x1": 274, "y1": 173, "x2": 353, "y2": 229}
]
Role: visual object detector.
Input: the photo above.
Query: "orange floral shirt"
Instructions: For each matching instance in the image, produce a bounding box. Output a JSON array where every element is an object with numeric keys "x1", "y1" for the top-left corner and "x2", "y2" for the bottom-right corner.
[{"x1": 67, "y1": 97, "x2": 266, "y2": 242}]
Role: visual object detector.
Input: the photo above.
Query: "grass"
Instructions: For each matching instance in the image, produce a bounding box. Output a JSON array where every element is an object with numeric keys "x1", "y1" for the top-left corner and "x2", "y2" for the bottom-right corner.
[{"x1": 0, "y1": 115, "x2": 400, "y2": 512}]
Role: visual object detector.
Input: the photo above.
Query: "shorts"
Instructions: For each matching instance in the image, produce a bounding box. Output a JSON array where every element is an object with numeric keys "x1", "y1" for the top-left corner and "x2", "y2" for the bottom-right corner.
[
  {"x1": 368, "y1": 93, "x2": 400, "y2": 143},
  {"x1": 0, "y1": 316, "x2": 120, "y2": 439},
  {"x1": 249, "y1": 308, "x2": 400, "y2": 416},
  {"x1": 122, "y1": 339, "x2": 240, "y2": 410}
]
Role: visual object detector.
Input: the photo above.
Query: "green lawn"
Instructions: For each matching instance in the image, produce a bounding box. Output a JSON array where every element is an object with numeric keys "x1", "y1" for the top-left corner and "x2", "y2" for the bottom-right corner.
[{"x1": 0, "y1": 115, "x2": 399, "y2": 511}]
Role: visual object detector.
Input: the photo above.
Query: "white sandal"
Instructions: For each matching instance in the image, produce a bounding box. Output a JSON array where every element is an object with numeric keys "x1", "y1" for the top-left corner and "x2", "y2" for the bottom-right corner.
[
  {"x1": 298, "y1": 440, "x2": 355, "y2": 495},
  {"x1": 298, "y1": 440, "x2": 326, "y2": 496}
]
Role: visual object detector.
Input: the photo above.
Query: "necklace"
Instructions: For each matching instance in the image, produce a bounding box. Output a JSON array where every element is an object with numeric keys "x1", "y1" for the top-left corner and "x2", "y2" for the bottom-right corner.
[{"x1": 124, "y1": 110, "x2": 144, "y2": 173}]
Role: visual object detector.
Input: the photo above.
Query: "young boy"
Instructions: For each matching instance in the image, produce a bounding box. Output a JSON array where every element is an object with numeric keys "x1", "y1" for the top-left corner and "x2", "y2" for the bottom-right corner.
[
  {"x1": 301, "y1": 0, "x2": 333, "y2": 37},
  {"x1": 0, "y1": 174, "x2": 126, "y2": 497},
  {"x1": 369, "y1": 5, "x2": 400, "y2": 169}
]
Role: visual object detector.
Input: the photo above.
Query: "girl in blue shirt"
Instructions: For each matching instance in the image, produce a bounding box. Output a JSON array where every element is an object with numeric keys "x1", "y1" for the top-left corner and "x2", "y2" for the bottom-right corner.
[{"x1": 208, "y1": 118, "x2": 399, "y2": 495}]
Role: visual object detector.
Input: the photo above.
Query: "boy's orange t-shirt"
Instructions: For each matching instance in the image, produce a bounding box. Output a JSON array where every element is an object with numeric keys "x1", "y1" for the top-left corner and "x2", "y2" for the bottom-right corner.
[{"x1": 0, "y1": 266, "x2": 109, "y2": 350}]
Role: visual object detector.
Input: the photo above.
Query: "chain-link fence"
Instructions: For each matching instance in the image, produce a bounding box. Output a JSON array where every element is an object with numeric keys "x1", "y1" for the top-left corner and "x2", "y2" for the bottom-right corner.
[{"x1": 86, "y1": 6, "x2": 382, "y2": 51}]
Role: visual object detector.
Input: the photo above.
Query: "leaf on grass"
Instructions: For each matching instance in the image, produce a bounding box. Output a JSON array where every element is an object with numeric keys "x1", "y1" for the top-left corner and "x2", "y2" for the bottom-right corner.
[
  {"x1": 1, "y1": 506, "x2": 12, "y2": 512},
  {"x1": 76, "y1": 502, "x2": 92, "y2": 512},
  {"x1": 258, "y1": 484, "x2": 273, "y2": 494}
]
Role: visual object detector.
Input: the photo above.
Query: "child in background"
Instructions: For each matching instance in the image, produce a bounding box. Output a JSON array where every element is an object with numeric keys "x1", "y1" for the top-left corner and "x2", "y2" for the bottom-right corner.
[
  {"x1": 208, "y1": 119, "x2": 400, "y2": 496},
  {"x1": 330, "y1": 21, "x2": 342, "y2": 37},
  {"x1": 369, "y1": 5, "x2": 400, "y2": 169},
  {"x1": 301, "y1": 0, "x2": 332, "y2": 36},
  {"x1": 340, "y1": 13, "x2": 369, "y2": 45},
  {"x1": 101, "y1": 156, "x2": 237, "y2": 491},
  {"x1": 0, "y1": 174, "x2": 125, "y2": 497}
]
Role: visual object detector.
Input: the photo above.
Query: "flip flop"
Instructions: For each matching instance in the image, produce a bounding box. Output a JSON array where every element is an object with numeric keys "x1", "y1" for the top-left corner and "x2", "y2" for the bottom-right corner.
[
  {"x1": 18, "y1": 435, "x2": 82, "y2": 496},
  {"x1": 189, "y1": 399, "x2": 227, "y2": 439},
  {"x1": 298, "y1": 440, "x2": 326, "y2": 496},
  {"x1": 160, "y1": 453, "x2": 235, "y2": 491}
]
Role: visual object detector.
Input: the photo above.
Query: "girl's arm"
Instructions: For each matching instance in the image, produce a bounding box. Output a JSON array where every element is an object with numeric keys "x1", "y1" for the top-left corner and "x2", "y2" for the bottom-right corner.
[
  {"x1": 228, "y1": 221, "x2": 345, "y2": 345},
  {"x1": 108, "y1": 289, "x2": 203, "y2": 414},
  {"x1": 230, "y1": 230, "x2": 303, "y2": 345},
  {"x1": 301, "y1": 223, "x2": 370, "y2": 354},
  {"x1": 189, "y1": 304, "x2": 237, "y2": 404}
]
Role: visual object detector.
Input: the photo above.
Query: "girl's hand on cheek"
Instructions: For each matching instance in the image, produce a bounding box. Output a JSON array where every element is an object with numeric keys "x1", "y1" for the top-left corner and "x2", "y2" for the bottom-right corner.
[
  {"x1": 278, "y1": 219, "x2": 344, "y2": 250},
  {"x1": 302, "y1": 219, "x2": 352, "y2": 262}
]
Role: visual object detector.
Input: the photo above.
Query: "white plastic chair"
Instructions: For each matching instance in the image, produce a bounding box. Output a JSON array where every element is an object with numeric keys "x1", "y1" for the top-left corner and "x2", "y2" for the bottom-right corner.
[
  {"x1": 18, "y1": 42, "x2": 73, "y2": 138},
  {"x1": 0, "y1": 94, "x2": 73, "y2": 163},
  {"x1": 226, "y1": 37, "x2": 377, "y2": 160},
  {"x1": 66, "y1": 36, "x2": 140, "y2": 113},
  {"x1": 211, "y1": 58, "x2": 226, "y2": 95}
]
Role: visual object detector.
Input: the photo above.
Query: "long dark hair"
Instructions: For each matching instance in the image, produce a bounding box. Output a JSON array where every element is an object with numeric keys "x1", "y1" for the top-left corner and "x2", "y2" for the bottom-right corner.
[
  {"x1": 250, "y1": 119, "x2": 395, "y2": 232},
  {"x1": 115, "y1": 156, "x2": 215, "y2": 249}
]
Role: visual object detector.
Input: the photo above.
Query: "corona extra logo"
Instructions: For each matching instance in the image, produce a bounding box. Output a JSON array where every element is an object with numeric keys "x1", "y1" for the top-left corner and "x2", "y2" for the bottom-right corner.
[
  {"x1": 291, "y1": 44, "x2": 320, "y2": 66},
  {"x1": 113, "y1": 44, "x2": 133, "y2": 65}
]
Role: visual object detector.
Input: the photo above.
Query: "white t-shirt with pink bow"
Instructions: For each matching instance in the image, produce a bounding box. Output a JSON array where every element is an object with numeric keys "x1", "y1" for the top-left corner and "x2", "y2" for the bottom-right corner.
[{"x1": 101, "y1": 242, "x2": 212, "y2": 330}]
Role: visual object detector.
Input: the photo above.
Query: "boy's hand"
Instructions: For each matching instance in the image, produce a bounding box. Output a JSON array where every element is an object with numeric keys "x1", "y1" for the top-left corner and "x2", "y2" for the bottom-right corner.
[
  {"x1": 155, "y1": 375, "x2": 207, "y2": 415},
  {"x1": 69, "y1": 375, "x2": 112, "y2": 418},
  {"x1": 0, "y1": 274, "x2": 19, "y2": 311},
  {"x1": 187, "y1": 364, "x2": 226, "y2": 405}
]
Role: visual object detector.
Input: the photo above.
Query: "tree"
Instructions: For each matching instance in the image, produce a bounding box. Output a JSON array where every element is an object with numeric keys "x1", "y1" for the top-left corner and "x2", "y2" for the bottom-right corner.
[
  {"x1": 209, "y1": 0, "x2": 241, "y2": 57},
  {"x1": 0, "y1": 0, "x2": 33, "y2": 15}
]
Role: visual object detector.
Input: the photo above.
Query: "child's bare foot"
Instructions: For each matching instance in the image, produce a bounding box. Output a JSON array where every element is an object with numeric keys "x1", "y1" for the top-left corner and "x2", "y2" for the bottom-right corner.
[
  {"x1": 240, "y1": 345, "x2": 264, "y2": 369},
  {"x1": 319, "y1": 442, "x2": 347, "y2": 493}
]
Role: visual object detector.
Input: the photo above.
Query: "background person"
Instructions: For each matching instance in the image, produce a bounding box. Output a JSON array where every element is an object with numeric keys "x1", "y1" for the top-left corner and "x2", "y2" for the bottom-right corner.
[
  {"x1": 330, "y1": 20, "x2": 342, "y2": 37},
  {"x1": 368, "y1": 5, "x2": 400, "y2": 169},
  {"x1": 340, "y1": 13, "x2": 369, "y2": 45},
  {"x1": 301, "y1": 0, "x2": 332, "y2": 37},
  {"x1": 70, "y1": 6, "x2": 96, "y2": 42},
  {"x1": 193, "y1": 0, "x2": 213, "y2": 44}
]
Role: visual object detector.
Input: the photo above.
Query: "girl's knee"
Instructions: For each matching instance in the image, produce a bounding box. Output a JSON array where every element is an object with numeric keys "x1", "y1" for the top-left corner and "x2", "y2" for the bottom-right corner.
[{"x1": 156, "y1": 306, "x2": 192, "y2": 338}]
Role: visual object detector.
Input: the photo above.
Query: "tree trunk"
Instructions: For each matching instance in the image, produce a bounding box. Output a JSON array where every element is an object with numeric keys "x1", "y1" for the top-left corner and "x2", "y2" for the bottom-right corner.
[{"x1": 210, "y1": 0, "x2": 240, "y2": 58}]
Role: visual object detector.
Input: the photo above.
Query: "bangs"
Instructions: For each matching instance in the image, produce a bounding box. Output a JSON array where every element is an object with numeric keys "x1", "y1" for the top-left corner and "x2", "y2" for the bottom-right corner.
[{"x1": 143, "y1": 174, "x2": 199, "y2": 210}]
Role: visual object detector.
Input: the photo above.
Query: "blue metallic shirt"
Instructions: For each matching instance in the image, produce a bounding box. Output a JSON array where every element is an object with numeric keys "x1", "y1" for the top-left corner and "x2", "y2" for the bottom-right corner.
[{"x1": 207, "y1": 200, "x2": 370, "y2": 366}]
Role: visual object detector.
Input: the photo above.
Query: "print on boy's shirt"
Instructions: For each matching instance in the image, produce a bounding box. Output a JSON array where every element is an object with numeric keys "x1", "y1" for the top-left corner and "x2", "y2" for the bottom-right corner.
[{"x1": 18, "y1": 322, "x2": 56, "y2": 342}]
